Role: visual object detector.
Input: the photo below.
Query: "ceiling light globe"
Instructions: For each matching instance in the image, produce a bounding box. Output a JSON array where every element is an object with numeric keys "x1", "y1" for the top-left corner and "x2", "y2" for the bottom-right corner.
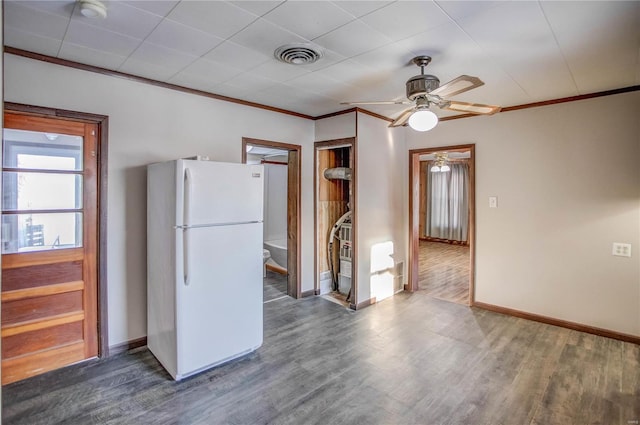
[
  {"x1": 440, "y1": 164, "x2": 451, "y2": 172},
  {"x1": 408, "y1": 109, "x2": 438, "y2": 132},
  {"x1": 430, "y1": 165, "x2": 440, "y2": 173}
]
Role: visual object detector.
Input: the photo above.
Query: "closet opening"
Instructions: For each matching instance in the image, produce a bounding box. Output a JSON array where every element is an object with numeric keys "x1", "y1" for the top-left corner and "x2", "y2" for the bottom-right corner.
[{"x1": 314, "y1": 138, "x2": 355, "y2": 308}]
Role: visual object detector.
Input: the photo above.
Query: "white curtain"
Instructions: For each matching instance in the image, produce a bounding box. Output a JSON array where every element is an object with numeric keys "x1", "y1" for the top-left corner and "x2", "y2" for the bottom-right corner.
[{"x1": 426, "y1": 162, "x2": 469, "y2": 242}]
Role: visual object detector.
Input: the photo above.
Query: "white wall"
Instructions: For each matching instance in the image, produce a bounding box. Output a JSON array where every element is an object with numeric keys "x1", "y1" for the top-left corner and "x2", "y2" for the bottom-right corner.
[
  {"x1": 4, "y1": 54, "x2": 315, "y2": 346},
  {"x1": 406, "y1": 92, "x2": 640, "y2": 336},
  {"x1": 314, "y1": 112, "x2": 356, "y2": 141},
  {"x1": 356, "y1": 113, "x2": 407, "y2": 304},
  {"x1": 263, "y1": 163, "x2": 288, "y2": 242}
]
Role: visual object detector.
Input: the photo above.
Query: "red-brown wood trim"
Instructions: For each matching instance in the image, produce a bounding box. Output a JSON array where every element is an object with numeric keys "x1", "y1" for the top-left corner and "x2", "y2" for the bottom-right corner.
[
  {"x1": 355, "y1": 108, "x2": 394, "y2": 123},
  {"x1": 108, "y1": 336, "x2": 147, "y2": 356},
  {"x1": 265, "y1": 263, "x2": 287, "y2": 275},
  {"x1": 408, "y1": 144, "x2": 476, "y2": 306},
  {"x1": 473, "y1": 302, "x2": 640, "y2": 345},
  {"x1": 4, "y1": 102, "x2": 110, "y2": 357},
  {"x1": 351, "y1": 296, "x2": 376, "y2": 311},
  {"x1": 5, "y1": 47, "x2": 313, "y2": 121},
  {"x1": 261, "y1": 160, "x2": 288, "y2": 166},
  {"x1": 313, "y1": 137, "x2": 357, "y2": 303},
  {"x1": 440, "y1": 85, "x2": 640, "y2": 122},
  {"x1": 8, "y1": 47, "x2": 639, "y2": 124},
  {"x1": 300, "y1": 290, "x2": 316, "y2": 298}
]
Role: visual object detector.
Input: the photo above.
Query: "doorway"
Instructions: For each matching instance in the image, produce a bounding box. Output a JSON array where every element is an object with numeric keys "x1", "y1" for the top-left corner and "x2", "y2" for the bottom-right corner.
[
  {"x1": 408, "y1": 145, "x2": 475, "y2": 306},
  {"x1": 314, "y1": 138, "x2": 356, "y2": 308},
  {"x1": 242, "y1": 138, "x2": 301, "y2": 299},
  {"x1": 1, "y1": 105, "x2": 108, "y2": 384}
]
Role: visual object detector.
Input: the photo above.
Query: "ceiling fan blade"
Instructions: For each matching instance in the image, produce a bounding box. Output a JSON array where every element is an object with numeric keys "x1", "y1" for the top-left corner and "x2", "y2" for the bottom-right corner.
[
  {"x1": 388, "y1": 107, "x2": 415, "y2": 127},
  {"x1": 443, "y1": 101, "x2": 501, "y2": 115},
  {"x1": 340, "y1": 100, "x2": 412, "y2": 105},
  {"x1": 429, "y1": 75, "x2": 484, "y2": 98}
]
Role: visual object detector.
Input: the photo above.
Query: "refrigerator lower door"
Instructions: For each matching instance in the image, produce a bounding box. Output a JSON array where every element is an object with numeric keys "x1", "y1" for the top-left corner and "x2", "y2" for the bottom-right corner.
[{"x1": 175, "y1": 222, "x2": 263, "y2": 379}]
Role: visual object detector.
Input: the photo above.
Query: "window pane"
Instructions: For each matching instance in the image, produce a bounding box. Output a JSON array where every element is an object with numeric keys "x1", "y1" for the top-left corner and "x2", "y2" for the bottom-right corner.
[
  {"x1": 3, "y1": 128, "x2": 83, "y2": 171},
  {"x1": 1, "y1": 213, "x2": 82, "y2": 253},
  {"x1": 2, "y1": 172, "x2": 82, "y2": 211}
]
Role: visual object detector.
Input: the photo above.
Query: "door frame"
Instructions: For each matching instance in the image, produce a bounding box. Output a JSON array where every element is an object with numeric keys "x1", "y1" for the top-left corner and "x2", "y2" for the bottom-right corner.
[
  {"x1": 241, "y1": 137, "x2": 301, "y2": 299},
  {"x1": 4, "y1": 102, "x2": 110, "y2": 355},
  {"x1": 313, "y1": 138, "x2": 357, "y2": 308},
  {"x1": 407, "y1": 144, "x2": 476, "y2": 306}
]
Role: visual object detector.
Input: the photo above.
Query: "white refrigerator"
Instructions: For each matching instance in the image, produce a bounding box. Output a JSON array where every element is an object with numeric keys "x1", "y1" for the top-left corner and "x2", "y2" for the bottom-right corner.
[{"x1": 147, "y1": 159, "x2": 264, "y2": 380}]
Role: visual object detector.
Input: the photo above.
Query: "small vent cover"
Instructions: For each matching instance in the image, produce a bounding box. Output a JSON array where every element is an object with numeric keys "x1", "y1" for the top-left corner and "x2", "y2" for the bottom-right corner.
[{"x1": 274, "y1": 43, "x2": 323, "y2": 65}]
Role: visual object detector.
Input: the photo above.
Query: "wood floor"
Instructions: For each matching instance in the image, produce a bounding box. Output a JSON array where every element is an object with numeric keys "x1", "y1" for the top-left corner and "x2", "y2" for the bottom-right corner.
[
  {"x1": 419, "y1": 240, "x2": 470, "y2": 305},
  {"x1": 263, "y1": 270, "x2": 288, "y2": 303},
  {"x1": 3, "y1": 290, "x2": 639, "y2": 424}
]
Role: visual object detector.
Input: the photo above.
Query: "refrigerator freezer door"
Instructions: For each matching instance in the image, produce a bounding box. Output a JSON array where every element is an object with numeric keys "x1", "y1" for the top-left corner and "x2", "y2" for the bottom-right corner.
[
  {"x1": 178, "y1": 160, "x2": 263, "y2": 226},
  {"x1": 175, "y1": 222, "x2": 263, "y2": 378}
]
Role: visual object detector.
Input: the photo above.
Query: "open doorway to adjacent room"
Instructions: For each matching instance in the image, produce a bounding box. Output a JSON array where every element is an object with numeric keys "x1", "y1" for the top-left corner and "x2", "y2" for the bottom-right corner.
[
  {"x1": 408, "y1": 145, "x2": 475, "y2": 306},
  {"x1": 242, "y1": 138, "x2": 301, "y2": 301}
]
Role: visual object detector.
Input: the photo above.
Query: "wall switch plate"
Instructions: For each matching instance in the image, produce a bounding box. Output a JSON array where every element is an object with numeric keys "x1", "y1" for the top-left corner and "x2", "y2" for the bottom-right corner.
[
  {"x1": 489, "y1": 196, "x2": 498, "y2": 208},
  {"x1": 612, "y1": 243, "x2": 631, "y2": 257}
]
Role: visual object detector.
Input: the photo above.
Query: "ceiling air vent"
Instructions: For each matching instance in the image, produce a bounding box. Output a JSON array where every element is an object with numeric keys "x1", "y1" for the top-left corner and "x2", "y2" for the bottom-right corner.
[{"x1": 274, "y1": 43, "x2": 323, "y2": 65}]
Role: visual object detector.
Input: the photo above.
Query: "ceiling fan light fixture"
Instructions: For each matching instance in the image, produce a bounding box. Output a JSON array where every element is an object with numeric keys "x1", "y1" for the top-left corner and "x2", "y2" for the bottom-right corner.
[
  {"x1": 408, "y1": 109, "x2": 438, "y2": 132},
  {"x1": 79, "y1": 0, "x2": 107, "y2": 18},
  {"x1": 430, "y1": 165, "x2": 441, "y2": 173}
]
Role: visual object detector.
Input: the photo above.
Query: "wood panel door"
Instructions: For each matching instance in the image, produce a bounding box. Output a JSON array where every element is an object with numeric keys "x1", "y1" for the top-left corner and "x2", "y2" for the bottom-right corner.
[{"x1": 1, "y1": 112, "x2": 99, "y2": 385}]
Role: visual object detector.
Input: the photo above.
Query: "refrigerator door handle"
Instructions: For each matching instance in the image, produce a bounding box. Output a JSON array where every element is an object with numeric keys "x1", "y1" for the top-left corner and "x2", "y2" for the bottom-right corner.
[
  {"x1": 183, "y1": 167, "x2": 192, "y2": 285},
  {"x1": 183, "y1": 228, "x2": 190, "y2": 286}
]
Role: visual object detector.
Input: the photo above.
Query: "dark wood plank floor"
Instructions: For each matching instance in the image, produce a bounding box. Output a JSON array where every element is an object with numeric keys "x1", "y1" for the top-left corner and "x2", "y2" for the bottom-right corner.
[
  {"x1": 263, "y1": 270, "x2": 287, "y2": 303},
  {"x1": 419, "y1": 240, "x2": 470, "y2": 305},
  {"x1": 3, "y1": 291, "x2": 639, "y2": 424}
]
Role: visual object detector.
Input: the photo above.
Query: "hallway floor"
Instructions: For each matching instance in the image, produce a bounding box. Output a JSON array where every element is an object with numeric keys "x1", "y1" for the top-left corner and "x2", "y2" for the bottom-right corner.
[{"x1": 419, "y1": 240, "x2": 470, "y2": 305}]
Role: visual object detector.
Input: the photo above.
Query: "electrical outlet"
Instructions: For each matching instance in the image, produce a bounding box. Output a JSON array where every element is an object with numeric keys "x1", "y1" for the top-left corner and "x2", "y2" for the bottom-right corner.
[
  {"x1": 612, "y1": 243, "x2": 631, "y2": 257},
  {"x1": 489, "y1": 196, "x2": 498, "y2": 208}
]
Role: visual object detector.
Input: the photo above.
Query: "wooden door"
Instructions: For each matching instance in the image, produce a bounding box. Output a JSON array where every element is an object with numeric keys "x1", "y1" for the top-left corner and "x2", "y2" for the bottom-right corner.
[{"x1": 1, "y1": 112, "x2": 98, "y2": 385}]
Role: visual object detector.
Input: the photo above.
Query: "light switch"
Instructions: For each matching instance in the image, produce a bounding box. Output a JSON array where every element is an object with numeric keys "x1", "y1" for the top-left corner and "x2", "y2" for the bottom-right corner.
[
  {"x1": 489, "y1": 196, "x2": 498, "y2": 208},
  {"x1": 612, "y1": 243, "x2": 631, "y2": 257}
]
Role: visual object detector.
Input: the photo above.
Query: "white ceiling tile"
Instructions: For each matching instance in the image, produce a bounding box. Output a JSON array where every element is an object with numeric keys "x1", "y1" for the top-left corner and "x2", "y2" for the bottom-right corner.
[
  {"x1": 204, "y1": 41, "x2": 272, "y2": 69},
  {"x1": 167, "y1": 1, "x2": 259, "y2": 39},
  {"x1": 313, "y1": 20, "x2": 391, "y2": 57},
  {"x1": 286, "y1": 72, "x2": 354, "y2": 99},
  {"x1": 230, "y1": 18, "x2": 308, "y2": 57},
  {"x1": 316, "y1": 59, "x2": 376, "y2": 88},
  {"x1": 4, "y1": 27, "x2": 63, "y2": 57},
  {"x1": 146, "y1": 19, "x2": 224, "y2": 57},
  {"x1": 179, "y1": 58, "x2": 243, "y2": 85},
  {"x1": 124, "y1": 1, "x2": 180, "y2": 17},
  {"x1": 64, "y1": 20, "x2": 142, "y2": 57},
  {"x1": 12, "y1": 0, "x2": 75, "y2": 18},
  {"x1": 435, "y1": 1, "x2": 504, "y2": 21},
  {"x1": 295, "y1": 49, "x2": 347, "y2": 72},
  {"x1": 261, "y1": 1, "x2": 354, "y2": 40},
  {"x1": 331, "y1": 1, "x2": 394, "y2": 18},
  {"x1": 4, "y1": 1, "x2": 70, "y2": 40},
  {"x1": 70, "y1": 2, "x2": 164, "y2": 40},
  {"x1": 220, "y1": 72, "x2": 279, "y2": 93},
  {"x1": 128, "y1": 42, "x2": 198, "y2": 71},
  {"x1": 360, "y1": 1, "x2": 452, "y2": 42},
  {"x1": 58, "y1": 42, "x2": 127, "y2": 70},
  {"x1": 351, "y1": 43, "x2": 418, "y2": 74},
  {"x1": 541, "y1": 1, "x2": 640, "y2": 93},
  {"x1": 228, "y1": 1, "x2": 284, "y2": 17},
  {"x1": 168, "y1": 71, "x2": 219, "y2": 92},
  {"x1": 207, "y1": 83, "x2": 254, "y2": 99},
  {"x1": 119, "y1": 57, "x2": 179, "y2": 81},
  {"x1": 249, "y1": 60, "x2": 311, "y2": 83}
]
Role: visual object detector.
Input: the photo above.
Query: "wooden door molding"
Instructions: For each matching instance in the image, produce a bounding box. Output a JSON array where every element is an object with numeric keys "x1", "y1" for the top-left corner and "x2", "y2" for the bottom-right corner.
[
  {"x1": 4, "y1": 102, "x2": 109, "y2": 358},
  {"x1": 313, "y1": 138, "x2": 357, "y2": 308},
  {"x1": 242, "y1": 137, "x2": 302, "y2": 299},
  {"x1": 408, "y1": 144, "x2": 476, "y2": 306}
]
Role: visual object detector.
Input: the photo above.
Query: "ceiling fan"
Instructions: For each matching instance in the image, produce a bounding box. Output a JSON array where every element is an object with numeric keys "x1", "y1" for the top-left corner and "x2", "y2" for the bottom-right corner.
[{"x1": 341, "y1": 56, "x2": 501, "y2": 131}]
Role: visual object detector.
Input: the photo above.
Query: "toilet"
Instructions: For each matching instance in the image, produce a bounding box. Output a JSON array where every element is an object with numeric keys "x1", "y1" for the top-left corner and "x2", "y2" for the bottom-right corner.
[{"x1": 263, "y1": 249, "x2": 271, "y2": 277}]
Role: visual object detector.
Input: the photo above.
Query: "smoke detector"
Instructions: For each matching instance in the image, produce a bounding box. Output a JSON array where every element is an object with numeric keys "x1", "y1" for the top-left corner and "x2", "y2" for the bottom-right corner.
[
  {"x1": 78, "y1": 0, "x2": 107, "y2": 19},
  {"x1": 274, "y1": 44, "x2": 323, "y2": 65}
]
